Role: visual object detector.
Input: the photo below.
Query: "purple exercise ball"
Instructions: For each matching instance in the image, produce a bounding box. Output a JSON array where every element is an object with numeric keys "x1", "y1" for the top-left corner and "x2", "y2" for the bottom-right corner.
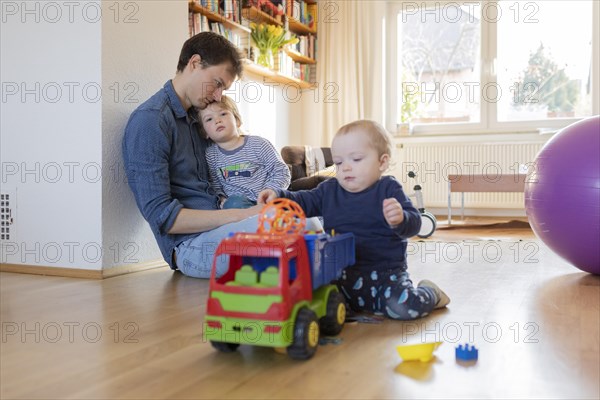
[{"x1": 525, "y1": 115, "x2": 600, "y2": 275}]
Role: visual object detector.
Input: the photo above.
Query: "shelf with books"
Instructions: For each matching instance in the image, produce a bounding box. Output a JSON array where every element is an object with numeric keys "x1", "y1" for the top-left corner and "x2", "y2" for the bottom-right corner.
[
  {"x1": 243, "y1": 61, "x2": 314, "y2": 89},
  {"x1": 284, "y1": 0, "x2": 318, "y2": 82},
  {"x1": 188, "y1": 0, "x2": 317, "y2": 88},
  {"x1": 189, "y1": 2, "x2": 250, "y2": 32},
  {"x1": 286, "y1": 0, "x2": 317, "y2": 34},
  {"x1": 189, "y1": 2, "x2": 251, "y2": 53}
]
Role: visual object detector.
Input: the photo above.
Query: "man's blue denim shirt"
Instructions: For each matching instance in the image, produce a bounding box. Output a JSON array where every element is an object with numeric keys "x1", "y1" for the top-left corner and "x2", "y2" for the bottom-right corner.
[{"x1": 122, "y1": 80, "x2": 219, "y2": 267}]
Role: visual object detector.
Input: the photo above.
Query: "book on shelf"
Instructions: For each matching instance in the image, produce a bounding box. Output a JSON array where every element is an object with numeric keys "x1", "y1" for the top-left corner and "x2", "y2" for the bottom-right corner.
[
  {"x1": 276, "y1": 50, "x2": 313, "y2": 84},
  {"x1": 191, "y1": 0, "x2": 242, "y2": 23},
  {"x1": 290, "y1": 34, "x2": 316, "y2": 59},
  {"x1": 244, "y1": 0, "x2": 284, "y2": 19},
  {"x1": 197, "y1": 0, "x2": 219, "y2": 13},
  {"x1": 189, "y1": 13, "x2": 243, "y2": 49},
  {"x1": 306, "y1": 2, "x2": 317, "y2": 30},
  {"x1": 276, "y1": 51, "x2": 294, "y2": 78},
  {"x1": 189, "y1": 12, "x2": 207, "y2": 36},
  {"x1": 287, "y1": 0, "x2": 300, "y2": 21},
  {"x1": 283, "y1": 51, "x2": 309, "y2": 81},
  {"x1": 286, "y1": 0, "x2": 315, "y2": 26},
  {"x1": 289, "y1": 60, "x2": 313, "y2": 83},
  {"x1": 202, "y1": 15, "x2": 211, "y2": 32},
  {"x1": 221, "y1": 0, "x2": 242, "y2": 22}
]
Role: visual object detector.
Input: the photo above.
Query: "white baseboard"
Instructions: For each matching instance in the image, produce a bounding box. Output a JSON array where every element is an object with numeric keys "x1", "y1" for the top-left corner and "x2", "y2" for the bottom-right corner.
[
  {"x1": 427, "y1": 207, "x2": 527, "y2": 219},
  {"x1": 0, "y1": 259, "x2": 169, "y2": 279}
]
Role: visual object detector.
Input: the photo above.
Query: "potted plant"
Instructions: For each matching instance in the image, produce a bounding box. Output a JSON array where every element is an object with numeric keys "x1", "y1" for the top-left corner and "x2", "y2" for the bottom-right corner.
[{"x1": 250, "y1": 23, "x2": 298, "y2": 70}]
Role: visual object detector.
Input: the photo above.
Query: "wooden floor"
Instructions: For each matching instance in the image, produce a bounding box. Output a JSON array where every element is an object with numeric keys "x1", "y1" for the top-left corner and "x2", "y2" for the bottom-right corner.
[{"x1": 1, "y1": 221, "x2": 599, "y2": 399}]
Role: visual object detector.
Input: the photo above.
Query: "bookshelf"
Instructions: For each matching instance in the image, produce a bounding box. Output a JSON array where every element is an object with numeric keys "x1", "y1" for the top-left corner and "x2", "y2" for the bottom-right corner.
[
  {"x1": 241, "y1": 6, "x2": 283, "y2": 26},
  {"x1": 287, "y1": 17, "x2": 316, "y2": 35},
  {"x1": 189, "y1": 2, "x2": 250, "y2": 33},
  {"x1": 244, "y1": 62, "x2": 313, "y2": 89},
  {"x1": 188, "y1": 0, "x2": 317, "y2": 88},
  {"x1": 285, "y1": 49, "x2": 316, "y2": 65}
]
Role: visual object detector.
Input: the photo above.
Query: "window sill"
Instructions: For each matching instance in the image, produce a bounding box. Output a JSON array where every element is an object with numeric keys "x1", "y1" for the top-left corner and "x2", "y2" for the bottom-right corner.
[{"x1": 392, "y1": 130, "x2": 553, "y2": 145}]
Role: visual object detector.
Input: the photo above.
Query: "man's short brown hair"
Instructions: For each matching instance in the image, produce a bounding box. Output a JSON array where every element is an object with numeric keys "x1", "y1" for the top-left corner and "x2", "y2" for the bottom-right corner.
[{"x1": 177, "y1": 32, "x2": 243, "y2": 78}]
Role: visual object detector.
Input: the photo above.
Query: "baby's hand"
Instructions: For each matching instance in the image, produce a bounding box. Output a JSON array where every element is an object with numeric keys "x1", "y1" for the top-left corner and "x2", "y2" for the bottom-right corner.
[
  {"x1": 257, "y1": 189, "x2": 278, "y2": 204},
  {"x1": 383, "y1": 198, "x2": 404, "y2": 227}
]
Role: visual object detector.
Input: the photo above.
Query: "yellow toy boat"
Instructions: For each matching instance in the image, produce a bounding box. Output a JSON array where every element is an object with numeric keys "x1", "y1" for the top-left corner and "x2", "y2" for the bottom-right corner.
[{"x1": 396, "y1": 342, "x2": 442, "y2": 362}]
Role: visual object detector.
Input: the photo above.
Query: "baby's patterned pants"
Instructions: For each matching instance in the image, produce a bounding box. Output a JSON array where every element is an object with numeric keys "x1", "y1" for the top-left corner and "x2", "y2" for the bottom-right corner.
[{"x1": 336, "y1": 265, "x2": 437, "y2": 320}]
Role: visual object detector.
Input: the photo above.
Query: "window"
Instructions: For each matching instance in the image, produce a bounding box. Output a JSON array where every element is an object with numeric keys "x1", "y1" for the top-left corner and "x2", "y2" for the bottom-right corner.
[{"x1": 386, "y1": 0, "x2": 599, "y2": 134}]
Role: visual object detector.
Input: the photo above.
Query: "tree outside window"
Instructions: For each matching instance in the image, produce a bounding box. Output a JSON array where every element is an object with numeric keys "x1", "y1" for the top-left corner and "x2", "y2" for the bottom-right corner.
[{"x1": 512, "y1": 43, "x2": 580, "y2": 118}]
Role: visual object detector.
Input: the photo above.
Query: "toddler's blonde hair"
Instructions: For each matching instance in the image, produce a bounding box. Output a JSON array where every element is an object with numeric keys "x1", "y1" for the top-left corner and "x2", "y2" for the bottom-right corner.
[
  {"x1": 335, "y1": 120, "x2": 392, "y2": 157},
  {"x1": 211, "y1": 95, "x2": 242, "y2": 126},
  {"x1": 198, "y1": 95, "x2": 243, "y2": 139}
]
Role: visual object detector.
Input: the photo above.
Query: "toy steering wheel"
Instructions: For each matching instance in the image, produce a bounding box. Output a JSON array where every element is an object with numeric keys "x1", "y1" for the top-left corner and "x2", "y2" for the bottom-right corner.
[{"x1": 257, "y1": 198, "x2": 306, "y2": 235}]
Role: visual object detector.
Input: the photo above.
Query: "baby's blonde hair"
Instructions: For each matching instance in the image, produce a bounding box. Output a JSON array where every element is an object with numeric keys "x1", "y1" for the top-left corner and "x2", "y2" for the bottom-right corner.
[{"x1": 335, "y1": 120, "x2": 392, "y2": 157}]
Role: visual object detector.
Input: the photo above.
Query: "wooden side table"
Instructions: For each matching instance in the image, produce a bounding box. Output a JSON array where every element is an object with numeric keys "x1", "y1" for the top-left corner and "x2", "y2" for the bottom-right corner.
[{"x1": 447, "y1": 174, "x2": 527, "y2": 224}]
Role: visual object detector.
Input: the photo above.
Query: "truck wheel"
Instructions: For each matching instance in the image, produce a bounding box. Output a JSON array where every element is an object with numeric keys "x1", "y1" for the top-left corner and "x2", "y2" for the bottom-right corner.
[
  {"x1": 319, "y1": 291, "x2": 346, "y2": 336},
  {"x1": 287, "y1": 308, "x2": 319, "y2": 360},
  {"x1": 210, "y1": 341, "x2": 240, "y2": 353}
]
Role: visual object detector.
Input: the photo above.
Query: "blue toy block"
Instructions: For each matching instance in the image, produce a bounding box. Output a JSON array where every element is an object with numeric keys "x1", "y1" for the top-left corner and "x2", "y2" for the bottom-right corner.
[{"x1": 455, "y1": 343, "x2": 478, "y2": 361}]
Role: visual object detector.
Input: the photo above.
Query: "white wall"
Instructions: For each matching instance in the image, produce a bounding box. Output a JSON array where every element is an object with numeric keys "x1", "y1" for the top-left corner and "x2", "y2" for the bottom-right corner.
[
  {"x1": 1, "y1": 1, "x2": 102, "y2": 269},
  {"x1": 298, "y1": 87, "x2": 327, "y2": 146},
  {"x1": 101, "y1": 0, "x2": 188, "y2": 270},
  {"x1": 225, "y1": 77, "x2": 305, "y2": 148}
]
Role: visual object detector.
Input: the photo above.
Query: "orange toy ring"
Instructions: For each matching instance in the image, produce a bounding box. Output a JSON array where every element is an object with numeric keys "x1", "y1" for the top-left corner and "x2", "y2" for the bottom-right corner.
[{"x1": 257, "y1": 198, "x2": 306, "y2": 235}]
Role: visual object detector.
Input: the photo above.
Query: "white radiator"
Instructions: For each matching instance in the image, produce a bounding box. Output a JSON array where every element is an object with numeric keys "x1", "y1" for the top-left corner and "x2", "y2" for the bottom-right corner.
[{"x1": 391, "y1": 140, "x2": 545, "y2": 212}]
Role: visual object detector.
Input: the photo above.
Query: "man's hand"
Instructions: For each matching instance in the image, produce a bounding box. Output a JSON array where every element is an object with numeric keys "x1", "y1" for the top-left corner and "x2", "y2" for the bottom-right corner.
[
  {"x1": 257, "y1": 189, "x2": 278, "y2": 204},
  {"x1": 383, "y1": 198, "x2": 404, "y2": 227}
]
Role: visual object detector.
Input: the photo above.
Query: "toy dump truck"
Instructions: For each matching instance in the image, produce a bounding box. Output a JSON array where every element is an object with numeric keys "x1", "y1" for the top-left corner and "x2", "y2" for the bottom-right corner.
[{"x1": 203, "y1": 199, "x2": 355, "y2": 360}]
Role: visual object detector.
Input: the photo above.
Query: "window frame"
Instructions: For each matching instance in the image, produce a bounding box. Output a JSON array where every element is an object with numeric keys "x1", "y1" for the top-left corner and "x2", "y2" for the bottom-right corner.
[{"x1": 385, "y1": 0, "x2": 600, "y2": 136}]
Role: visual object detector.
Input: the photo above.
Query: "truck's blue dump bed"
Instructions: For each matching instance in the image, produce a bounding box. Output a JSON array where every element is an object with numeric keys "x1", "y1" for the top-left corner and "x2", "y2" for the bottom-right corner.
[{"x1": 305, "y1": 232, "x2": 355, "y2": 290}]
